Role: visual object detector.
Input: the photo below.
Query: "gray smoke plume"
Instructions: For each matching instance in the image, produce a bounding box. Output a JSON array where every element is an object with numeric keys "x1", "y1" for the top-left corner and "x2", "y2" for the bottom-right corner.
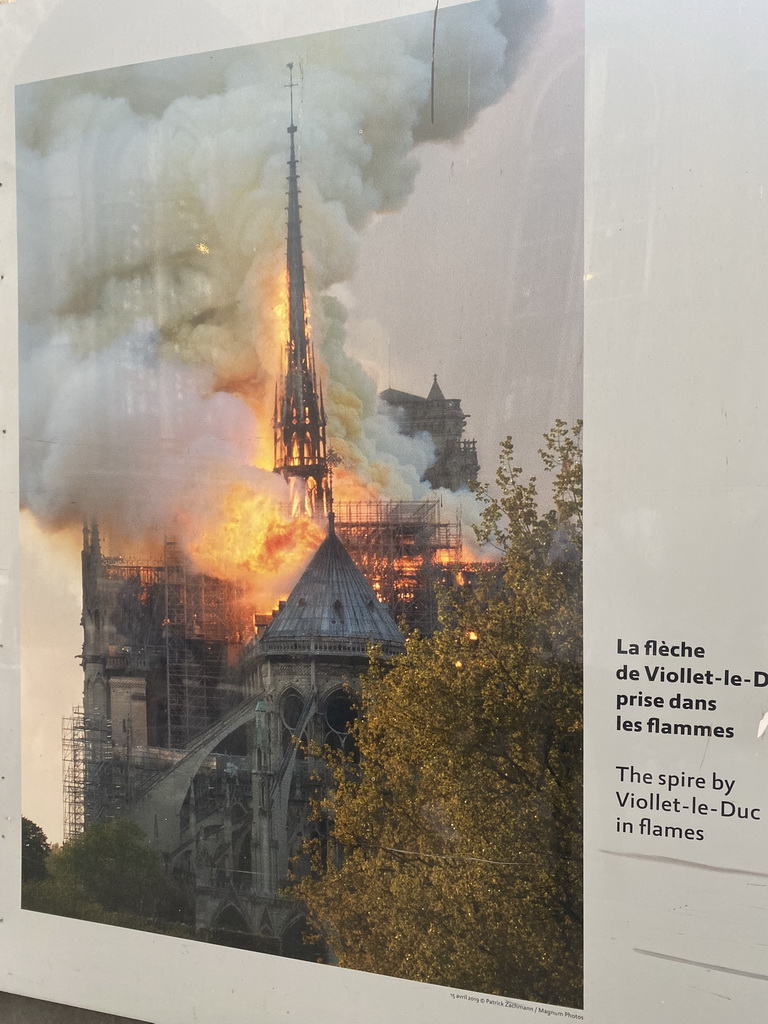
[{"x1": 17, "y1": 0, "x2": 546, "y2": 556}]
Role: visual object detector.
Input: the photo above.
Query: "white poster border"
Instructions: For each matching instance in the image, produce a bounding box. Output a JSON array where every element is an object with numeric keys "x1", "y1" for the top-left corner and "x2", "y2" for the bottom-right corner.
[{"x1": 0, "y1": 1, "x2": 582, "y2": 1022}]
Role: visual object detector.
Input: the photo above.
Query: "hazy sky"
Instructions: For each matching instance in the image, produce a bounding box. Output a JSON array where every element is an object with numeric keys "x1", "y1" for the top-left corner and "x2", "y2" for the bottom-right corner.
[
  {"x1": 18, "y1": 0, "x2": 581, "y2": 843},
  {"x1": 346, "y1": 0, "x2": 582, "y2": 478}
]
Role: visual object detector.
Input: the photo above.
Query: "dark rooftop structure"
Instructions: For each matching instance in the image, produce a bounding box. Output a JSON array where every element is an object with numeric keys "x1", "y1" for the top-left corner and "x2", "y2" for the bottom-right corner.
[
  {"x1": 258, "y1": 519, "x2": 405, "y2": 658},
  {"x1": 381, "y1": 375, "x2": 479, "y2": 491}
]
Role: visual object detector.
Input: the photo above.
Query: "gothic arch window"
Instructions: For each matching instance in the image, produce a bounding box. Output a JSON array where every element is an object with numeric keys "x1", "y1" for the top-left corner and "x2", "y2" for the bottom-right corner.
[
  {"x1": 323, "y1": 688, "x2": 357, "y2": 755},
  {"x1": 237, "y1": 828, "x2": 252, "y2": 873},
  {"x1": 214, "y1": 903, "x2": 249, "y2": 934},
  {"x1": 90, "y1": 676, "x2": 106, "y2": 718},
  {"x1": 280, "y1": 688, "x2": 306, "y2": 756},
  {"x1": 280, "y1": 688, "x2": 304, "y2": 730}
]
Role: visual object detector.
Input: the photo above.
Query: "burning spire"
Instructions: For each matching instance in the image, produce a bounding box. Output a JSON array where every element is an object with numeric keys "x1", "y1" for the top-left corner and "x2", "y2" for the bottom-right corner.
[{"x1": 273, "y1": 63, "x2": 330, "y2": 520}]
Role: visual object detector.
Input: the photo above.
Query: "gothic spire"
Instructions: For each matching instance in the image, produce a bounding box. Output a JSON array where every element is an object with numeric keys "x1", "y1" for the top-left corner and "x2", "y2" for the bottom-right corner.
[{"x1": 274, "y1": 63, "x2": 330, "y2": 519}]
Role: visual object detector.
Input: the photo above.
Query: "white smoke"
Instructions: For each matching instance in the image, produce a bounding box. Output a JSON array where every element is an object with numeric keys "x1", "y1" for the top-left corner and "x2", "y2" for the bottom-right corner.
[
  {"x1": 17, "y1": 0, "x2": 546, "y2": 545},
  {"x1": 20, "y1": 323, "x2": 281, "y2": 537}
]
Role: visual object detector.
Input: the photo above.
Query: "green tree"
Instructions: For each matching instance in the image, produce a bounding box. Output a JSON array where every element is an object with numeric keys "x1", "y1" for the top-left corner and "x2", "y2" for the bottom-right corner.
[
  {"x1": 22, "y1": 818, "x2": 192, "y2": 931},
  {"x1": 296, "y1": 421, "x2": 583, "y2": 1007},
  {"x1": 21, "y1": 817, "x2": 50, "y2": 883}
]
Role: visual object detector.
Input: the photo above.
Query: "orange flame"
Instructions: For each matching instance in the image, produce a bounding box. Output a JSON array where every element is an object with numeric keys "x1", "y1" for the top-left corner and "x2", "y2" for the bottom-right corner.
[
  {"x1": 182, "y1": 272, "x2": 332, "y2": 609},
  {"x1": 271, "y1": 275, "x2": 290, "y2": 360},
  {"x1": 188, "y1": 482, "x2": 323, "y2": 592}
]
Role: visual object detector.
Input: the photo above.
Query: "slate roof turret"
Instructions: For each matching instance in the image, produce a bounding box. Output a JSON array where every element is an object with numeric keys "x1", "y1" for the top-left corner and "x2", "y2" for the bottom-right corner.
[
  {"x1": 257, "y1": 524, "x2": 405, "y2": 658},
  {"x1": 427, "y1": 374, "x2": 445, "y2": 401}
]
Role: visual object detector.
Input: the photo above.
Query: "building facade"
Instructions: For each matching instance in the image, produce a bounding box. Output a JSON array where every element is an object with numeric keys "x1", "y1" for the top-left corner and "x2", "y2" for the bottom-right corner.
[{"x1": 72, "y1": 517, "x2": 404, "y2": 954}]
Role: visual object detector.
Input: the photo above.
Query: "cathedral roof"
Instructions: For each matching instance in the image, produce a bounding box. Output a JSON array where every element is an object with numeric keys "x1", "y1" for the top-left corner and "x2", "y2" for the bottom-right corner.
[
  {"x1": 380, "y1": 387, "x2": 426, "y2": 406},
  {"x1": 381, "y1": 376, "x2": 448, "y2": 407},
  {"x1": 258, "y1": 525, "x2": 404, "y2": 658}
]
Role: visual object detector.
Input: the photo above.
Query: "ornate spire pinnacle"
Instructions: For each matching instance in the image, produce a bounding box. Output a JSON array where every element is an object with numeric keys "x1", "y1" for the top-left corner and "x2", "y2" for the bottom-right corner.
[{"x1": 274, "y1": 64, "x2": 330, "y2": 520}]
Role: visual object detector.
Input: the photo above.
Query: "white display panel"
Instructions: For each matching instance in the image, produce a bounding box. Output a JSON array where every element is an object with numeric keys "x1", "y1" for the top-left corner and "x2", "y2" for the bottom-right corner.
[
  {"x1": 2, "y1": 0, "x2": 583, "y2": 1020},
  {"x1": 7, "y1": 0, "x2": 764, "y2": 1021},
  {"x1": 586, "y1": 1, "x2": 768, "y2": 1021}
]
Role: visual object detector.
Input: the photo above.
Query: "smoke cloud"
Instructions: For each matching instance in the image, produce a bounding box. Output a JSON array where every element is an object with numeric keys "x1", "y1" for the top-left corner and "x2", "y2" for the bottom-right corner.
[
  {"x1": 20, "y1": 323, "x2": 287, "y2": 537},
  {"x1": 17, "y1": 0, "x2": 545, "y2": 564}
]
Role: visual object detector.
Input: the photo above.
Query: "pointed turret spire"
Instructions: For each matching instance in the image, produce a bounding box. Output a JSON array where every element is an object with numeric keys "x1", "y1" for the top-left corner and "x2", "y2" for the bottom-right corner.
[
  {"x1": 273, "y1": 63, "x2": 330, "y2": 520},
  {"x1": 258, "y1": 529, "x2": 404, "y2": 657},
  {"x1": 427, "y1": 374, "x2": 445, "y2": 401}
]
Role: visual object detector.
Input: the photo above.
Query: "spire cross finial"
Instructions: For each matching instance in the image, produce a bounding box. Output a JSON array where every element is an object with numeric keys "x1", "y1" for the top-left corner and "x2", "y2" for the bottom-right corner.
[{"x1": 286, "y1": 62, "x2": 297, "y2": 133}]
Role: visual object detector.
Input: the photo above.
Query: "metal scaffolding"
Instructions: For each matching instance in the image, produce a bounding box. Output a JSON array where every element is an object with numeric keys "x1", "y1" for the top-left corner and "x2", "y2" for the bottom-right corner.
[
  {"x1": 332, "y1": 500, "x2": 462, "y2": 634},
  {"x1": 63, "y1": 708, "x2": 113, "y2": 840},
  {"x1": 158, "y1": 542, "x2": 249, "y2": 749},
  {"x1": 91, "y1": 541, "x2": 251, "y2": 750}
]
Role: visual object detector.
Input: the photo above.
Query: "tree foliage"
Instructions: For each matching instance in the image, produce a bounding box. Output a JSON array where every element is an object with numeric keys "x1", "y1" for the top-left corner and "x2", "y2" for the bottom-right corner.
[
  {"x1": 21, "y1": 817, "x2": 51, "y2": 883},
  {"x1": 296, "y1": 421, "x2": 583, "y2": 1007},
  {"x1": 22, "y1": 818, "x2": 191, "y2": 932}
]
